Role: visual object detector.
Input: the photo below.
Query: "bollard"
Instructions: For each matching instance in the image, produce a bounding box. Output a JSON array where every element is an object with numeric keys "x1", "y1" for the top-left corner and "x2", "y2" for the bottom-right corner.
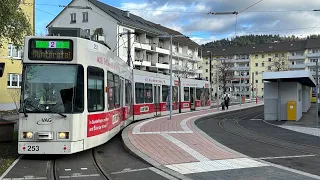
[{"x1": 256, "y1": 96, "x2": 258, "y2": 104}]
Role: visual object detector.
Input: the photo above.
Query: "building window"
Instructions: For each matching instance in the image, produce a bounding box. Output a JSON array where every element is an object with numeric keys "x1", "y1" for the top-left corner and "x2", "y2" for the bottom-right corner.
[
  {"x1": 206, "y1": 61, "x2": 208, "y2": 65},
  {"x1": 206, "y1": 69, "x2": 208, "y2": 72},
  {"x1": 256, "y1": 80, "x2": 258, "y2": 83},
  {"x1": 85, "y1": 29, "x2": 90, "y2": 35},
  {"x1": 275, "y1": 54, "x2": 279, "y2": 57},
  {"x1": 255, "y1": 55, "x2": 258, "y2": 59},
  {"x1": 87, "y1": 67, "x2": 104, "y2": 112},
  {"x1": 205, "y1": 77, "x2": 208, "y2": 81},
  {"x1": 82, "y1": 12, "x2": 88, "y2": 22},
  {"x1": 282, "y1": 53, "x2": 285, "y2": 57},
  {"x1": 255, "y1": 71, "x2": 258, "y2": 75},
  {"x1": 262, "y1": 88, "x2": 264, "y2": 91},
  {"x1": 8, "y1": 44, "x2": 23, "y2": 59},
  {"x1": 0, "y1": 63, "x2": 5, "y2": 77},
  {"x1": 262, "y1": 54, "x2": 265, "y2": 58},
  {"x1": 268, "y1": 58, "x2": 272, "y2": 62},
  {"x1": 262, "y1": 62, "x2": 264, "y2": 66},
  {"x1": 255, "y1": 63, "x2": 258, "y2": 67},
  {"x1": 70, "y1": 13, "x2": 76, "y2": 23},
  {"x1": 7, "y1": 73, "x2": 21, "y2": 88},
  {"x1": 268, "y1": 66, "x2": 271, "y2": 70}
]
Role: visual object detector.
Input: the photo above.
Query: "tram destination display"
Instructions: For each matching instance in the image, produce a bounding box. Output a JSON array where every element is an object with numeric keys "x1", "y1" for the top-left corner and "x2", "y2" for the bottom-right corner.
[{"x1": 28, "y1": 39, "x2": 73, "y2": 61}]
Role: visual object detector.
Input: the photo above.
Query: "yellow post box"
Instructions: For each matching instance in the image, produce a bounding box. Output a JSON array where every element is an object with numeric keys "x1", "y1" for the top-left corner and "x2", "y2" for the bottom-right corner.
[{"x1": 287, "y1": 101, "x2": 296, "y2": 121}]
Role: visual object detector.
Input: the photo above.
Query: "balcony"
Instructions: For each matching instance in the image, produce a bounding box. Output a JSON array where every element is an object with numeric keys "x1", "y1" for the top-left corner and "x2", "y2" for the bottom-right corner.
[
  {"x1": 195, "y1": 69, "x2": 203, "y2": 74},
  {"x1": 233, "y1": 75, "x2": 250, "y2": 79},
  {"x1": 192, "y1": 56, "x2": 202, "y2": 62},
  {"x1": 141, "y1": 61, "x2": 151, "y2": 67},
  {"x1": 229, "y1": 58, "x2": 250, "y2": 63},
  {"x1": 288, "y1": 55, "x2": 306, "y2": 60},
  {"x1": 226, "y1": 83, "x2": 250, "y2": 87},
  {"x1": 156, "y1": 63, "x2": 169, "y2": 70},
  {"x1": 156, "y1": 47, "x2": 169, "y2": 54},
  {"x1": 306, "y1": 62, "x2": 316, "y2": 66},
  {"x1": 307, "y1": 53, "x2": 320, "y2": 58},
  {"x1": 133, "y1": 61, "x2": 142, "y2": 66},
  {"x1": 134, "y1": 43, "x2": 151, "y2": 51},
  {"x1": 289, "y1": 64, "x2": 307, "y2": 69},
  {"x1": 230, "y1": 66, "x2": 250, "y2": 71},
  {"x1": 172, "y1": 51, "x2": 191, "y2": 59}
]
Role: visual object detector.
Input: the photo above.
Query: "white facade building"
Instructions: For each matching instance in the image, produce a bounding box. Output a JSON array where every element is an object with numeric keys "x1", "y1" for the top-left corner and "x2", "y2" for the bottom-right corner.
[{"x1": 46, "y1": 0, "x2": 203, "y2": 78}]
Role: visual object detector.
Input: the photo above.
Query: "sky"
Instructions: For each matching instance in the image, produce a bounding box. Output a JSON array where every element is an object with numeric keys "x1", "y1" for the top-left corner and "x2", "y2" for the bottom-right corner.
[{"x1": 35, "y1": 0, "x2": 320, "y2": 45}]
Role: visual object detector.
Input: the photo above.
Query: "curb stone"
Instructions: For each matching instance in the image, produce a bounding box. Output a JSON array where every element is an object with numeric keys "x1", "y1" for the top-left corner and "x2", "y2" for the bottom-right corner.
[{"x1": 121, "y1": 102, "x2": 263, "y2": 180}]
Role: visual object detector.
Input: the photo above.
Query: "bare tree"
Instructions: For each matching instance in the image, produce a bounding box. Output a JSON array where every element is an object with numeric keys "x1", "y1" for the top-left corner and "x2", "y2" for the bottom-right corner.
[
  {"x1": 174, "y1": 62, "x2": 197, "y2": 78},
  {"x1": 8, "y1": 88, "x2": 21, "y2": 113},
  {"x1": 268, "y1": 54, "x2": 289, "y2": 72},
  {"x1": 213, "y1": 58, "x2": 234, "y2": 94}
]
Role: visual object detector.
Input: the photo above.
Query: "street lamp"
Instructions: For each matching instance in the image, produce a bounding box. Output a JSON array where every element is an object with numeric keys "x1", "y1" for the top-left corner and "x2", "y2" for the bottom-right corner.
[
  {"x1": 207, "y1": 50, "x2": 219, "y2": 110},
  {"x1": 158, "y1": 34, "x2": 189, "y2": 120}
]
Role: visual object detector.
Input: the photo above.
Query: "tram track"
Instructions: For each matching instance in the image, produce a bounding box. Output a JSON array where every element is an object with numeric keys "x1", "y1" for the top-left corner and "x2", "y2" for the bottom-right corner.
[{"x1": 216, "y1": 108, "x2": 320, "y2": 157}]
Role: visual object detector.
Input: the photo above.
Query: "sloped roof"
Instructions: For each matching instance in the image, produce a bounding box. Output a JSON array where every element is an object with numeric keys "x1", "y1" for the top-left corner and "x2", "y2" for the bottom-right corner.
[
  {"x1": 150, "y1": 23, "x2": 200, "y2": 48},
  {"x1": 88, "y1": 0, "x2": 165, "y2": 35},
  {"x1": 202, "y1": 40, "x2": 307, "y2": 56},
  {"x1": 305, "y1": 38, "x2": 320, "y2": 49}
]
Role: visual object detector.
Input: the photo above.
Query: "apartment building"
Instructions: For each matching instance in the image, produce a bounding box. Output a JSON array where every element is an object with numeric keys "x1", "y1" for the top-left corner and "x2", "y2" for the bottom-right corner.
[
  {"x1": 202, "y1": 38, "x2": 320, "y2": 98},
  {"x1": 46, "y1": 0, "x2": 203, "y2": 78},
  {"x1": 0, "y1": 0, "x2": 35, "y2": 110}
]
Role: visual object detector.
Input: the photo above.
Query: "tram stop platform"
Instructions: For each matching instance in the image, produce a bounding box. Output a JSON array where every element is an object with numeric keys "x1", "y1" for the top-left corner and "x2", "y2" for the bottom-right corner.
[{"x1": 262, "y1": 70, "x2": 316, "y2": 121}]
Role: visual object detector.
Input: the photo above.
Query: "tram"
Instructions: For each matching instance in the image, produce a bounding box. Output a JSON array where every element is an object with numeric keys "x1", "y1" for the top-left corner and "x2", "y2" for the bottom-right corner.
[{"x1": 18, "y1": 35, "x2": 210, "y2": 154}]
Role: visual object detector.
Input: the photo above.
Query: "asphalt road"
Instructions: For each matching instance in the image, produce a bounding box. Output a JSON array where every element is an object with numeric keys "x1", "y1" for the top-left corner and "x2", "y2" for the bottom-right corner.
[{"x1": 195, "y1": 106, "x2": 320, "y2": 179}]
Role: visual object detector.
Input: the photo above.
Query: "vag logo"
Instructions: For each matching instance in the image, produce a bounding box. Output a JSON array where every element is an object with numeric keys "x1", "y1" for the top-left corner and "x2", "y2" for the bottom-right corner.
[{"x1": 37, "y1": 117, "x2": 54, "y2": 125}]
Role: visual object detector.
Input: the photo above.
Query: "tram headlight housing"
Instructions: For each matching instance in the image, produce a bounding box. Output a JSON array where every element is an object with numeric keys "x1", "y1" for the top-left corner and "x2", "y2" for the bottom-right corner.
[
  {"x1": 22, "y1": 132, "x2": 34, "y2": 139},
  {"x1": 58, "y1": 132, "x2": 69, "y2": 139}
]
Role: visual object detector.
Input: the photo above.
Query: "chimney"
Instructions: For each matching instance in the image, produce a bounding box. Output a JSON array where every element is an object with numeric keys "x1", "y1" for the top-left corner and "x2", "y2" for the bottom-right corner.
[{"x1": 124, "y1": 10, "x2": 130, "y2": 17}]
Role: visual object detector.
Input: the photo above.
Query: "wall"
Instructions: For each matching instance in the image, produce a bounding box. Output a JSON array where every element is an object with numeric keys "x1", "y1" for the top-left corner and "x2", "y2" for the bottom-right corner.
[
  {"x1": 264, "y1": 81, "x2": 301, "y2": 120},
  {"x1": 0, "y1": 0, "x2": 34, "y2": 110},
  {"x1": 48, "y1": 0, "x2": 119, "y2": 58}
]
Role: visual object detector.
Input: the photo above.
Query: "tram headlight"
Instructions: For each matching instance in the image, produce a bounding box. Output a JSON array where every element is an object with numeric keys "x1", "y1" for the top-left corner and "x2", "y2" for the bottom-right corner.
[
  {"x1": 23, "y1": 132, "x2": 33, "y2": 139},
  {"x1": 58, "y1": 132, "x2": 69, "y2": 139}
]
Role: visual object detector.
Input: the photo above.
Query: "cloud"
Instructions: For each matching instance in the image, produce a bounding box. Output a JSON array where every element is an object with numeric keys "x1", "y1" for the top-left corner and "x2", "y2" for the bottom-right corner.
[{"x1": 119, "y1": 0, "x2": 320, "y2": 44}]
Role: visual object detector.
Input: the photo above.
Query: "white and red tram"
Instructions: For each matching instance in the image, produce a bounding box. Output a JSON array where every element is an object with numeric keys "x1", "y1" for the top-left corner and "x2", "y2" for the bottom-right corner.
[
  {"x1": 133, "y1": 69, "x2": 211, "y2": 120},
  {"x1": 18, "y1": 36, "x2": 210, "y2": 154}
]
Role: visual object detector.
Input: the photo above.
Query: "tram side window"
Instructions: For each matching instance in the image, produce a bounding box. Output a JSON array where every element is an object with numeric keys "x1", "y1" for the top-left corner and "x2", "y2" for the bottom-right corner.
[
  {"x1": 135, "y1": 83, "x2": 144, "y2": 104},
  {"x1": 145, "y1": 83, "x2": 153, "y2": 103},
  {"x1": 107, "y1": 72, "x2": 115, "y2": 110},
  {"x1": 162, "y1": 85, "x2": 169, "y2": 102},
  {"x1": 184, "y1": 87, "x2": 189, "y2": 101},
  {"x1": 125, "y1": 80, "x2": 129, "y2": 106},
  {"x1": 196, "y1": 88, "x2": 201, "y2": 100},
  {"x1": 87, "y1": 66, "x2": 104, "y2": 112},
  {"x1": 114, "y1": 75, "x2": 120, "y2": 108}
]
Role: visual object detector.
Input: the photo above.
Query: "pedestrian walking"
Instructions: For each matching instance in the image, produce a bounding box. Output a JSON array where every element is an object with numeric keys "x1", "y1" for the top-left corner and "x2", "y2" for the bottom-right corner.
[{"x1": 224, "y1": 94, "x2": 230, "y2": 110}]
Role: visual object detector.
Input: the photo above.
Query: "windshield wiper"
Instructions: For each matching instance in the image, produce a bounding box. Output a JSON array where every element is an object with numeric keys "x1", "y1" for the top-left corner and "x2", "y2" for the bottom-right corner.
[
  {"x1": 22, "y1": 99, "x2": 28, "y2": 117},
  {"x1": 53, "y1": 112, "x2": 67, "y2": 118}
]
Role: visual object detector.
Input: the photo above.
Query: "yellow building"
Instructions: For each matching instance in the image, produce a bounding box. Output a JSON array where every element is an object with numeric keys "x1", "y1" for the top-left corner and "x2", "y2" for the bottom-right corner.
[
  {"x1": 0, "y1": 0, "x2": 35, "y2": 110},
  {"x1": 202, "y1": 40, "x2": 316, "y2": 98}
]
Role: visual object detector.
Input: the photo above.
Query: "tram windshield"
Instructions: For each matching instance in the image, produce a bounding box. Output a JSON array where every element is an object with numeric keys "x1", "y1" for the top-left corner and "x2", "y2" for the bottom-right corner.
[{"x1": 20, "y1": 64, "x2": 84, "y2": 114}]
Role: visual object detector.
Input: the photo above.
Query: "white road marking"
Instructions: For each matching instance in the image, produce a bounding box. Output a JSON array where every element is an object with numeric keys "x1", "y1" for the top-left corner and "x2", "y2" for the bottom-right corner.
[
  {"x1": 0, "y1": 155, "x2": 22, "y2": 180},
  {"x1": 59, "y1": 174, "x2": 100, "y2": 179},
  {"x1": 149, "y1": 167, "x2": 179, "y2": 180},
  {"x1": 65, "y1": 168, "x2": 71, "y2": 171},
  {"x1": 250, "y1": 118, "x2": 262, "y2": 120},
  {"x1": 165, "y1": 158, "x2": 268, "y2": 174},
  {"x1": 111, "y1": 167, "x2": 150, "y2": 174},
  {"x1": 2, "y1": 178, "x2": 47, "y2": 180},
  {"x1": 258, "y1": 160, "x2": 320, "y2": 180},
  {"x1": 161, "y1": 133, "x2": 210, "y2": 162},
  {"x1": 80, "y1": 168, "x2": 87, "y2": 170},
  {"x1": 258, "y1": 154, "x2": 317, "y2": 160}
]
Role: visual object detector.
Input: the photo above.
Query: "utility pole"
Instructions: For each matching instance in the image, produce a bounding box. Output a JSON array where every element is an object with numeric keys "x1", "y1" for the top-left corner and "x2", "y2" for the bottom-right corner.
[
  {"x1": 239, "y1": 71, "x2": 242, "y2": 106},
  {"x1": 316, "y1": 60, "x2": 319, "y2": 127},
  {"x1": 216, "y1": 60, "x2": 219, "y2": 110},
  {"x1": 127, "y1": 31, "x2": 131, "y2": 66}
]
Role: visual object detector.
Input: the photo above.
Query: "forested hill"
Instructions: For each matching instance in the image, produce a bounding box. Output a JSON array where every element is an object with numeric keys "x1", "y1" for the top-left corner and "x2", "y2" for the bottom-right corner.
[{"x1": 202, "y1": 34, "x2": 320, "y2": 48}]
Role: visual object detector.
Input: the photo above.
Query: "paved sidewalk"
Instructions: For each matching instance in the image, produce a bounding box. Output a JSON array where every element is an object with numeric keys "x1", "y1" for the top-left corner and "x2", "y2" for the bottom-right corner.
[{"x1": 122, "y1": 102, "x2": 268, "y2": 179}]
